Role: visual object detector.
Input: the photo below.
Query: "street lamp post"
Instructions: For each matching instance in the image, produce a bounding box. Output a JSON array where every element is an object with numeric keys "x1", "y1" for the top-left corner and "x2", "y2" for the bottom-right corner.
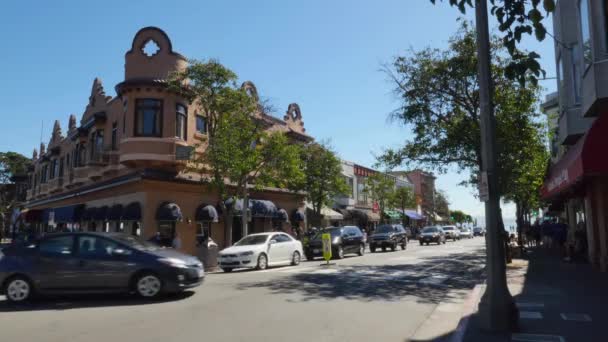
[{"x1": 474, "y1": 0, "x2": 518, "y2": 332}]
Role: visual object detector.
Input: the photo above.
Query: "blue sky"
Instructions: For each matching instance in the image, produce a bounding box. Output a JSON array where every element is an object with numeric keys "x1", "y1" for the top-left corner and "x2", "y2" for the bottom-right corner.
[{"x1": 0, "y1": 0, "x2": 556, "y2": 225}]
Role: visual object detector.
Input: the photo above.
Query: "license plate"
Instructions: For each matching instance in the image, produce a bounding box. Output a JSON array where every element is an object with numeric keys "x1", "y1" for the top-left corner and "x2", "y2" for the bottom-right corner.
[
  {"x1": 197, "y1": 269, "x2": 205, "y2": 278},
  {"x1": 313, "y1": 249, "x2": 320, "y2": 253}
]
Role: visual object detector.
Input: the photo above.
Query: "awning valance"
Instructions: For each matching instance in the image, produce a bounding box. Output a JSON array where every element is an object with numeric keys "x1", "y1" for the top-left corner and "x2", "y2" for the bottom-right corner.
[
  {"x1": 384, "y1": 210, "x2": 401, "y2": 220},
  {"x1": 306, "y1": 204, "x2": 343, "y2": 221},
  {"x1": 292, "y1": 209, "x2": 305, "y2": 222},
  {"x1": 195, "y1": 204, "x2": 219, "y2": 222},
  {"x1": 541, "y1": 112, "x2": 608, "y2": 199},
  {"x1": 82, "y1": 207, "x2": 96, "y2": 221},
  {"x1": 54, "y1": 204, "x2": 86, "y2": 222},
  {"x1": 107, "y1": 204, "x2": 124, "y2": 221},
  {"x1": 227, "y1": 199, "x2": 278, "y2": 218},
  {"x1": 274, "y1": 208, "x2": 289, "y2": 222},
  {"x1": 156, "y1": 202, "x2": 183, "y2": 221},
  {"x1": 93, "y1": 206, "x2": 109, "y2": 221},
  {"x1": 123, "y1": 202, "x2": 142, "y2": 221},
  {"x1": 404, "y1": 210, "x2": 425, "y2": 220}
]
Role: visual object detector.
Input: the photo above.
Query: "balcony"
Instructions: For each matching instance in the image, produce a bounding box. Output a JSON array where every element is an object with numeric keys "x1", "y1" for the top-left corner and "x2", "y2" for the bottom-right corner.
[
  {"x1": 72, "y1": 166, "x2": 90, "y2": 185},
  {"x1": 47, "y1": 177, "x2": 64, "y2": 193},
  {"x1": 39, "y1": 183, "x2": 49, "y2": 196},
  {"x1": 119, "y1": 137, "x2": 189, "y2": 172},
  {"x1": 558, "y1": 107, "x2": 593, "y2": 145},
  {"x1": 580, "y1": 57, "x2": 608, "y2": 118},
  {"x1": 102, "y1": 151, "x2": 121, "y2": 176},
  {"x1": 335, "y1": 196, "x2": 355, "y2": 207}
]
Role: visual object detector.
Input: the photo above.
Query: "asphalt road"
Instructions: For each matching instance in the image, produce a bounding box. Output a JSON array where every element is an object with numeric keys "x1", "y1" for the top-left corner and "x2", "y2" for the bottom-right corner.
[{"x1": 0, "y1": 237, "x2": 487, "y2": 342}]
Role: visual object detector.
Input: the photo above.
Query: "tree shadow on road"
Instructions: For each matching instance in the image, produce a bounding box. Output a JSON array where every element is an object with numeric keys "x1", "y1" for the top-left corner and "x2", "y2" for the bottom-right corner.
[
  {"x1": 235, "y1": 248, "x2": 486, "y2": 305},
  {"x1": 0, "y1": 291, "x2": 195, "y2": 312}
]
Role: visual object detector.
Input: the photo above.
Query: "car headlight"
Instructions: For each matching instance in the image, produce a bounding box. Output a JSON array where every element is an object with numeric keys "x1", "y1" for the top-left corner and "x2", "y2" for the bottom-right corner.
[
  {"x1": 158, "y1": 257, "x2": 188, "y2": 268},
  {"x1": 239, "y1": 251, "x2": 254, "y2": 256}
]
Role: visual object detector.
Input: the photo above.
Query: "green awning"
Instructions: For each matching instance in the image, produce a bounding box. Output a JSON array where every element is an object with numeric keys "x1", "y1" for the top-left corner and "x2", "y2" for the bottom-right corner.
[{"x1": 384, "y1": 210, "x2": 402, "y2": 220}]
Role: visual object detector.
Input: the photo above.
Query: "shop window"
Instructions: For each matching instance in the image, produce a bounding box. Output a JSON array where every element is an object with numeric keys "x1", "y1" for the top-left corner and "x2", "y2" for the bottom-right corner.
[
  {"x1": 59, "y1": 157, "x2": 64, "y2": 178},
  {"x1": 196, "y1": 222, "x2": 211, "y2": 246},
  {"x1": 176, "y1": 104, "x2": 187, "y2": 140},
  {"x1": 579, "y1": 0, "x2": 592, "y2": 68},
  {"x1": 135, "y1": 99, "x2": 162, "y2": 137},
  {"x1": 158, "y1": 221, "x2": 176, "y2": 247},
  {"x1": 111, "y1": 122, "x2": 118, "y2": 150},
  {"x1": 196, "y1": 115, "x2": 207, "y2": 134}
]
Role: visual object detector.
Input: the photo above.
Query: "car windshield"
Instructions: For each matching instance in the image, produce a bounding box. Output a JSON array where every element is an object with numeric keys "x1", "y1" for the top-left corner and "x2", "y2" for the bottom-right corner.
[
  {"x1": 111, "y1": 235, "x2": 159, "y2": 251},
  {"x1": 313, "y1": 228, "x2": 342, "y2": 240},
  {"x1": 375, "y1": 225, "x2": 394, "y2": 234},
  {"x1": 422, "y1": 227, "x2": 438, "y2": 233},
  {"x1": 235, "y1": 235, "x2": 269, "y2": 246},
  {"x1": 443, "y1": 227, "x2": 454, "y2": 231},
  {"x1": 473, "y1": 228, "x2": 482, "y2": 231}
]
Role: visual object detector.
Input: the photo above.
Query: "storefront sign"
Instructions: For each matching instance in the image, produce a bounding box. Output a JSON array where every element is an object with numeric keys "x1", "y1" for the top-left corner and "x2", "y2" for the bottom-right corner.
[
  {"x1": 478, "y1": 172, "x2": 489, "y2": 202},
  {"x1": 175, "y1": 146, "x2": 194, "y2": 160},
  {"x1": 322, "y1": 233, "x2": 332, "y2": 262}
]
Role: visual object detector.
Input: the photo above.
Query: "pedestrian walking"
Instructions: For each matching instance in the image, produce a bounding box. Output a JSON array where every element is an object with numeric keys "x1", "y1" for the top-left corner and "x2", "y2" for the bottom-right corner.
[{"x1": 172, "y1": 232, "x2": 182, "y2": 249}]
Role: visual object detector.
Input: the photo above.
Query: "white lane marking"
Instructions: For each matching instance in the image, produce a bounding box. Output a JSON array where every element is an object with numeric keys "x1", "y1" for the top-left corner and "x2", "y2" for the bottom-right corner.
[
  {"x1": 519, "y1": 311, "x2": 543, "y2": 319},
  {"x1": 560, "y1": 313, "x2": 592, "y2": 322},
  {"x1": 511, "y1": 333, "x2": 565, "y2": 342}
]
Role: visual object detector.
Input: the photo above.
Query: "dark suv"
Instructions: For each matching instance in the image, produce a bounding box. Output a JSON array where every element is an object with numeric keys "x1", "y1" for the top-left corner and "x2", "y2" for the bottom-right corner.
[
  {"x1": 369, "y1": 224, "x2": 408, "y2": 252},
  {"x1": 0, "y1": 232, "x2": 204, "y2": 303},
  {"x1": 304, "y1": 226, "x2": 365, "y2": 260}
]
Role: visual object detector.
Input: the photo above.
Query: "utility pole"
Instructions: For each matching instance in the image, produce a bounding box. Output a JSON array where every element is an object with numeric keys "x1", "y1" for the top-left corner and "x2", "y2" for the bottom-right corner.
[{"x1": 474, "y1": 0, "x2": 518, "y2": 332}]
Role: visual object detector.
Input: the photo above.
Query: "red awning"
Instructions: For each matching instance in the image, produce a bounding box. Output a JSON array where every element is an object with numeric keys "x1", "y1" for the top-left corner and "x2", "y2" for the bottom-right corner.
[{"x1": 541, "y1": 112, "x2": 608, "y2": 199}]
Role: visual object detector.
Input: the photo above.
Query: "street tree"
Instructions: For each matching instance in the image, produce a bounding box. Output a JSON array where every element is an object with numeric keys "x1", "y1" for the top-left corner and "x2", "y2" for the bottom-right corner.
[
  {"x1": 0, "y1": 151, "x2": 30, "y2": 237},
  {"x1": 364, "y1": 173, "x2": 396, "y2": 224},
  {"x1": 378, "y1": 23, "x2": 542, "y2": 199},
  {"x1": 429, "y1": 0, "x2": 556, "y2": 85},
  {"x1": 300, "y1": 142, "x2": 348, "y2": 227},
  {"x1": 389, "y1": 186, "x2": 416, "y2": 227},
  {"x1": 168, "y1": 60, "x2": 304, "y2": 245},
  {"x1": 449, "y1": 209, "x2": 472, "y2": 224}
]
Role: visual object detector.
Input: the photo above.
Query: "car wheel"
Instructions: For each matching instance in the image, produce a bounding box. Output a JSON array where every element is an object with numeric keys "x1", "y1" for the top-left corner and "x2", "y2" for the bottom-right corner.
[
  {"x1": 256, "y1": 253, "x2": 268, "y2": 270},
  {"x1": 390, "y1": 243, "x2": 396, "y2": 252},
  {"x1": 334, "y1": 246, "x2": 344, "y2": 259},
  {"x1": 291, "y1": 251, "x2": 301, "y2": 266},
  {"x1": 135, "y1": 273, "x2": 163, "y2": 298},
  {"x1": 381, "y1": 246, "x2": 386, "y2": 252},
  {"x1": 4, "y1": 276, "x2": 33, "y2": 303},
  {"x1": 222, "y1": 268, "x2": 233, "y2": 273}
]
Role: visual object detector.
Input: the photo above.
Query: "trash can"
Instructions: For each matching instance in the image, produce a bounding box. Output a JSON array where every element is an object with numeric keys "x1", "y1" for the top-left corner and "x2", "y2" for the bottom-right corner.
[{"x1": 197, "y1": 238, "x2": 219, "y2": 272}]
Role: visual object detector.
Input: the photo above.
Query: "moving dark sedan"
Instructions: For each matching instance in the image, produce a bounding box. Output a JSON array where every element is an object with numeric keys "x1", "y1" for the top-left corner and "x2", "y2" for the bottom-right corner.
[
  {"x1": 0, "y1": 232, "x2": 204, "y2": 303},
  {"x1": 369, "y1": 224, "x2": 408, "y2": 252},
  {"x1": 418, "y1": 226, "x2": 446, "y2": 245},
  {"x1": 304, "y1": 226, "x2": 365, "y2": 260}
]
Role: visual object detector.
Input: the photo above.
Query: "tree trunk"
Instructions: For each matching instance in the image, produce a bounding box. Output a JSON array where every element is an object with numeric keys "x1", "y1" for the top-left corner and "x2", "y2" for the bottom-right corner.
[
  {"x1": 224, "y1": 207, "x2": 234, "y2": 248},
  {"x1": 515, "y1": 201, "x2": 524, "y2": 252}
]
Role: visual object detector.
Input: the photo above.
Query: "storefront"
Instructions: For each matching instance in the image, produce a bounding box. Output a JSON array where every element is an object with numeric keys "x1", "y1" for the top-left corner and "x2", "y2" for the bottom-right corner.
[{"x1": 541, "y1": 112, "x2": 608, "y2": 271}]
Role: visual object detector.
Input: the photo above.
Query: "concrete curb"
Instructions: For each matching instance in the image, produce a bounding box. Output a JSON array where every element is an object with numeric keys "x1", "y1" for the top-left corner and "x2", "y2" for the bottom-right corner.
[{"x1": 448, "y1": 284, "x2": 484, "y2": 342}]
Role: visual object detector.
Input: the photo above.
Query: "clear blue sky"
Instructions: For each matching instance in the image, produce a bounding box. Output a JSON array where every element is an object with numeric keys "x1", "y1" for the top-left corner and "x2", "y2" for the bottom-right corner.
[{"x1": 0, "y1": 0, "x2": 556, "y2": 225}]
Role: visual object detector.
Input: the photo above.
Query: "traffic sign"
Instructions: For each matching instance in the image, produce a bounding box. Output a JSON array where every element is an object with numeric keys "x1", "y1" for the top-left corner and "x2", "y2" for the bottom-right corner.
[{"x1": 322, "y1": 233, "x2": 332, "y2": 263}]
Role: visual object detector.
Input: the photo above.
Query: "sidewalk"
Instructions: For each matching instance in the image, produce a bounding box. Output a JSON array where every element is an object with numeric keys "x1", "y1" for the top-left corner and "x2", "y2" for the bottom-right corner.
[{"x1": 462, "y1": 248, "x2": 608, "y2": 342}]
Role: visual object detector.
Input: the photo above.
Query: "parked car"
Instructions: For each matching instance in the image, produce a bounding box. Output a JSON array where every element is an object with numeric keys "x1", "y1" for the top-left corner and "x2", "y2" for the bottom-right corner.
[
  {"x1": 442, "y1": 226, "x2": 460, "y2": 241},
  {"x1": 419, "y1": 226, "x2": 446, "y2": 245},
  {"x1": 473, "y1": 227, "x2": 486, "y2": 237},
  {"x1": 304, "y1": 226, "x2": 365, "y2": 260},
  {"x1": 369, "y1": 224, "x2": 408, "y2": 252},
  {"x1": 218, "y1": 232, "x2": 303, "y2": 272},
  {"x1": 458, "y1": 227, "x2": 473, "y2": 239},
  {"x1": 404, "y1": 227, "x2": 414, "y2": 240},
  {"x1": 0, "y1": 232, "x2": 204, "y2": 303}
]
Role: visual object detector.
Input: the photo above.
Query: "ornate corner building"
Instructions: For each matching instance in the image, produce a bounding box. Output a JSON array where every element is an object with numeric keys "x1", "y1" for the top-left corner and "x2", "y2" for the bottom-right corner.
[{"x1": 19, "y1": 27, "x2": 312, "y2": 255}]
